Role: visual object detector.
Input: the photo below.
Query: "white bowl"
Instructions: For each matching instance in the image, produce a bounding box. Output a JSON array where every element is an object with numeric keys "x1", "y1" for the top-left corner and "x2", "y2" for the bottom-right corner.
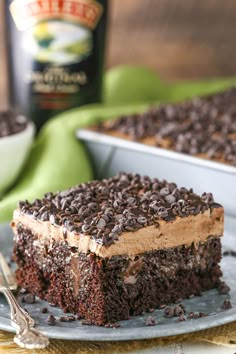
[{"x1": 0, "y1": 122, "x2": 35, "y2": 194}]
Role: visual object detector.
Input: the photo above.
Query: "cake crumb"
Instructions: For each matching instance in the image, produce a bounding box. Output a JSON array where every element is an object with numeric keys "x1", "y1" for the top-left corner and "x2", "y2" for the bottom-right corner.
[
  {"x1": 219, "y1": 281, "x2": 230, "y2": 294},
  {"x1": 164, "y1": 307, "x2": 175, "y2": 318},
  {"x1": 221, "y1": 299, "x2": 232, "y2": 310},
  {"x1": 145, "y1": 316, "x2": 157, "y2": 326},
  {"x1": 46, "y1": 314, "x2": 56, "y2": 326},
  {"x1": 188, "y1": 312, "x2": 194, "y2": 319},
  {"x1": 23, "y1": 293, "x2": 35, "y2": 304},
  {"x1": 104, "y1": 322, "x2": 121, "y2": 328},
  {"x1": 199, "y1": 312, "x2": 208, "y2": 317},
  {"x1": 177, "y1": 314, "x2": 186, "y2": 322},
  {"x1": 174, "y1": 305, "x2": 185, "y2": 316},
  {"x1": 59, "y1": 315, "x2": 76, "y2": 322},
  {"x1": 41, "y1": 307, "x2": 48, "y2": 314}
]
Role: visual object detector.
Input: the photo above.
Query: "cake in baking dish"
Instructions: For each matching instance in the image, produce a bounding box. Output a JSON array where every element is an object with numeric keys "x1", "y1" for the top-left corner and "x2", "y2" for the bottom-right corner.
[{"x1": 95, "y1": 88, "x2": 236, "y2": 166}]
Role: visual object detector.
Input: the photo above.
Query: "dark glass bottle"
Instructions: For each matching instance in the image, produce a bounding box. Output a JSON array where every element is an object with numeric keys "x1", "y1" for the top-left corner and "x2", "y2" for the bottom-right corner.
[{"x1": 6, "y1": 0, "x2": 108, "y2": 131}]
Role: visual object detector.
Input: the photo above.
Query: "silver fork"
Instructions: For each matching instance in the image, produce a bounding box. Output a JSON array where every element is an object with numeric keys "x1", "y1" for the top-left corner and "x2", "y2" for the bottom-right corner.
[{"x1": 0, "y1": 252, "x2": 49, "y2": 349}]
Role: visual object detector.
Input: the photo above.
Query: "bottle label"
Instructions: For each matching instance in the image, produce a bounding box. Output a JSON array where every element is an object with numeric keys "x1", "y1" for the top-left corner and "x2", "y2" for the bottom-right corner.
[
  {"x1": 10, "y1": 0, "x2": 103, "y2": 31},
  {"x1": 8, "y1": 0, "x2": 105, "y2": 121}
]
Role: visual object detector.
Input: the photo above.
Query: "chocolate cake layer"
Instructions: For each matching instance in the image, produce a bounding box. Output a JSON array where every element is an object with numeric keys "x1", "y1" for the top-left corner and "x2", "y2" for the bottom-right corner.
[
  {"x1": 96, "y1": 88, "x2": 236, "y2": 166},
  {"x1": 13, "y1": 224, "x2": 222, "y2": 326}
]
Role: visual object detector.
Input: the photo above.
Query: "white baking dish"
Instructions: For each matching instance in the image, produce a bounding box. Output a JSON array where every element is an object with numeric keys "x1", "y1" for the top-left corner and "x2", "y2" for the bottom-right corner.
[{"x1": 77, "y1": 129, "x2": 235, "y2": 217}]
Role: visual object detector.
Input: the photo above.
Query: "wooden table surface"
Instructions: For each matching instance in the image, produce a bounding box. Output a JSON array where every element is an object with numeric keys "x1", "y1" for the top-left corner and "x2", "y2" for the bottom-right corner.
[{"x1": 1, "y1": 0, "x2": 236, "y2": 108}]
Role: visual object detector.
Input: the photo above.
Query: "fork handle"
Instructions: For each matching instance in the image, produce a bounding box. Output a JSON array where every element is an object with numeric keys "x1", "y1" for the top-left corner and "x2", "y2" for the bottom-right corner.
[
  {"x1": 1, "y1": 287, "x2": 35, "y2": 328},
  {"x1": 1, "y1": 287, "x2": 49, "y2": 349}
]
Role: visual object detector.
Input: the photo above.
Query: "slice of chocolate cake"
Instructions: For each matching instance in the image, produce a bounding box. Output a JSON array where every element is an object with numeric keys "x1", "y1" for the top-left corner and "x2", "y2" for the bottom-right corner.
[
  {"x1": 12, "y1": 173, "x2": 224, "y2": 325},
  {"x1": 95, "y1": 87, "x2": 236, "y2": 166}
]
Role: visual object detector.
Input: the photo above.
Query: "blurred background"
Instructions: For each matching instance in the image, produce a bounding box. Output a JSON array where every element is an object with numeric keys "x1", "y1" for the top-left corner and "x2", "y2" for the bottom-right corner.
[{"x1": 1, "y1": 0, "x2": 236, "y2": 107}]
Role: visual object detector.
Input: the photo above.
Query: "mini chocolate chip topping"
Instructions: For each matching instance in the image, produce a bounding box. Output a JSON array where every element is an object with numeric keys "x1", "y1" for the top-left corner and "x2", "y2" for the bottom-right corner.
[
  {"x1": 145, "y1": 316, "x2": 157, "y2": 326},
  {"x1": 98, "y1": 88, "x2": 236, "y2": 166},
  {"x1": 41, "y1": 307, "x2": 48, "y2": 314},
  {"x1": 0, "y1": 111, "x2": 28, "y2": 138},
  {"x1": 59, "y1": 315, "x2": 76, "y2": 322},
  {"x1": 221, "y1": 299, "x2": 232, "y2": 310},
  {"x1": 22, "y1": 293, "x2": 35, "y2": 304},
  {"x1": 46, "y1": 314, "x2": 56, "y2": 326},
  {"x1": 18, "y1": 172, "x2": 220, "y2": 246}
]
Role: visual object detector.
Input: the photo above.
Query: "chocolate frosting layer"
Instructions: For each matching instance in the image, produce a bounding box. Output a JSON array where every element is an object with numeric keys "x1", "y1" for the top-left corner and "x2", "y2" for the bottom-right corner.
[
  {"x1": 15, "y1": 173, "x2": 221, "y2": 247},
  {"x1": 13, "y1": 206, "x2": 223, "y2": 258}
]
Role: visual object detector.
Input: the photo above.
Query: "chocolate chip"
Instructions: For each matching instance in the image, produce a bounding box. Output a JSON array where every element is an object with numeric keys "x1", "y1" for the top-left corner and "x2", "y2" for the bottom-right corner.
[
  {"x1": 100, "y1": 186, "x2": 110, "y2": 195},
  {"x1": 88, "y1": 202, "x2": 97, "y2": 210},
  {"x1": 44, "y1": 192, "x2": 53, "y2": 200},
  {"x1": 61, "y1": 199, "x2": 69, "y2": 210},
  {"x1": 127, "y1": 197, "x2": 136, "y2": 206},
  {"x1": 199, "y1": 312, "x2": 208, "y2": 317},
  {"x1": 96, "y1": 218, "x2": 106, "y2": 229},
  {"x1": 164, "y1": 307, "x2": 175, "y2": 318},
  {"x1": 193, "y1": 313, "x2": 200, "y2": 319},
  {"x1": 177, "y1": 199, "x2": 185, "y2": 207},
  {"x1": 137, "y1": 216, "x2": 147, "y2": 225},
  {"x1": 188, "y1": 312, "x2": 194, "y2": 319},
  {"x1": 32, "y1": 210, "x2": 39, "y2": 218},
  {"x1": 111, "y1": 224, "x2": 122, "y2": 234},
  {"x1": 157, "y1": 207, "x2": 168, "y2": 218},
  {"x1": 46, "y1": 315, "x2": 56, "y2": 326},
  {"x1": 104, "y1": 322, "x2": 121, "y2": 328},
  {"x1": 41, "y1": 211, "x2": 50, "y2": 221},
  {"x1": 81, "y1": 224, "x2": 92, "y2": 234},
  {"x1": 177, "y1": 314, "x2": 186, "y2": 322},
  {"x1": 174, "y1": 305, "x2": 184, "y2": 316},
  {"x1": 157, "y1": 304, "x2": 166, "y2": 309},
  {"x1": 201, "y1": 192, "x2": 214, "y2": 204},
  {"x1": 113, "y1": 199, "x2": 123, "y2": 208},
  {"x1": 221, "y1": 299, "x2": 232, "y2": 310},
  {"x1": 223, "y1": 250, "x2": 236, "y2": 257},
  {"x1": 219, "y1": 282, "x2": 230, "y2": 294},
  {"x1": 41, "y1": 307, "x2": 48, "y2": 314},
  {"x1": 160, "y1": 187, "x2": 170, "y2": 196},
  {"x1": 145, "y1": 316, "x2": 157, "y2": 326},
  {"x1": 148, "y1": 308, "x2": 155, "y2": 313},
  {"x1": 179, "y1": 304, "x2": 186, "y2": 313},
  {"x1": 104, "y1": 208, "x2": 114, "y2": 218},
  {"x1": 59, "y1": 316, "x2": 76, "y2": 322},
  {"x1": 165, "y1": 194, "x2": 176, "y2": 204},
  {"x1": 23, "y1": 293, "x2": 35, "y2": 304}
]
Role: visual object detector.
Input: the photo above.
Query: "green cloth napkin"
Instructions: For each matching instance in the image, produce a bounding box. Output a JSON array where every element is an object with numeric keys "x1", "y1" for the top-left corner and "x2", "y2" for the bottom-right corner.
[{"x1": 1, "y1": 65, "x2": 236, "y2": 223}]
